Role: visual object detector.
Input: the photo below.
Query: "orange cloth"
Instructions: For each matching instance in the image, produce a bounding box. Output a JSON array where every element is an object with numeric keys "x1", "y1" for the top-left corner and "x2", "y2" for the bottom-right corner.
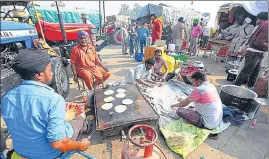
[
  {"x1": 152, "y1": 19, "x2": 162, "y2": 42},
  {"x1": 70, "y1": 44, "x2": 110, "y2": 89}
]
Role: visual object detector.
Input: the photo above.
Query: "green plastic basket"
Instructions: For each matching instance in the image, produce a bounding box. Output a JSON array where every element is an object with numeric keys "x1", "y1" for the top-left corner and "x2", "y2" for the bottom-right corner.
[{"x1": 173, "y1": 55, "x2": 187, "y2": 63}]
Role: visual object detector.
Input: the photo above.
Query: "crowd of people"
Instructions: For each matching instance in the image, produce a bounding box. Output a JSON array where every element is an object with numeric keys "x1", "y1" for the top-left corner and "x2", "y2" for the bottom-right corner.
[{"x1": 1, "y1": 11, "x2": 268, "y2": 159}]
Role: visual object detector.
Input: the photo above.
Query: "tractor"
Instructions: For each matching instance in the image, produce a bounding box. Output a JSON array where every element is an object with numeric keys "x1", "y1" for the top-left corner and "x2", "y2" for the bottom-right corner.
[{"x1": 0, "y1": 1, "x2": 70, "y2": 100}]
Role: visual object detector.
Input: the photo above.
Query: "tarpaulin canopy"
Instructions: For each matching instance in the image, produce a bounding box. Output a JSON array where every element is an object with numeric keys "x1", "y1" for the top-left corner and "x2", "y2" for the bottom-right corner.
[
  {"x1": 239, "y1": 1, "x2": 268, "y2": 16},
  {"x1": 136, "y1": 3, "x2": 163, "y2": 19},
  {"x1": 136, "y1": 3, "x2": 201, "y2": 27},
  {"x1": 28, "y1": 8, "x2": 102, "y2": 27}
]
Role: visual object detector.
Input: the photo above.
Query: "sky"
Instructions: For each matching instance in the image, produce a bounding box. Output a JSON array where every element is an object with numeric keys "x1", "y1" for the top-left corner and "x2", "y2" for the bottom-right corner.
[{"x1": 35, "y1": 1, "x2": 233, "y2": 27}]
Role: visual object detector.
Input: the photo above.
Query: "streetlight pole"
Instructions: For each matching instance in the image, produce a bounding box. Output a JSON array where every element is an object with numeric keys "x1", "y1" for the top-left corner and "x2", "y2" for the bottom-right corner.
[
  {"x1": 99, "y1": 1, "x2": 102, "y2": 37},
  {"x1": 55, "y1": 1, "x2": 67, "y2": 44}
]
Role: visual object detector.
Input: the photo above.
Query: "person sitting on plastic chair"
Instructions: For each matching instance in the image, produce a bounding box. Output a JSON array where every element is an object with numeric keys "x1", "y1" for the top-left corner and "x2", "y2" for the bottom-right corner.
[
  {"x1": 1, "y1": 49, "x2": 92, "y2": 159},
  {"x1": 71, "y1": 30, "x2": 110, "y2": 90}
]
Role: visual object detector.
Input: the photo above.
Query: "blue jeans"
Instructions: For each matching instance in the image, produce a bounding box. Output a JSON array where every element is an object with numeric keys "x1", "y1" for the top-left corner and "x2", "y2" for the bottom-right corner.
[
  {"x1": 140, "y1": 40, "x2": 146, "y2": 54},
  {"x1": 129, "y1": 38, "x2": 135, "y2": 55}
]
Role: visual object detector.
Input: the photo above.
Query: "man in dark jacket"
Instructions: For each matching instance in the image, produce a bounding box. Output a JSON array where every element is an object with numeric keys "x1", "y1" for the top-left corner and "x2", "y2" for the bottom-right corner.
[{"x1": 235, "y1": 13, "x2": 268, "y2": 89}]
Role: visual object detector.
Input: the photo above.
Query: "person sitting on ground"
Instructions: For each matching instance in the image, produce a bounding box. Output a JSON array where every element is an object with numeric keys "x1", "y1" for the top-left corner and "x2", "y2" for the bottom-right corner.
[
  {"x1": 138, "y1": 22, "x2": 150, "y2": 54},
  {"x1": 152, "y1": 49, "x2": 175, "y2": 81},
  {"x1": 71, "y1": 30, "x2": 110, "y2": 90},
  {"x1": 125, "y1": 58, "x2": 162, "y2": 87},
  {"x1": 171, "y1": 71, "x2": 223, "y2": 129},
  {"x1": 2, "y1": 49, "x2": 91, "y2": 159}
]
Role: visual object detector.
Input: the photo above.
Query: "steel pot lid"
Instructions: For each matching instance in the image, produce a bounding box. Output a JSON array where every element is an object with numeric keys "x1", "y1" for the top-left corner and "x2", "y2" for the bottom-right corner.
[{"x1": 221, "y1": 85, "x2": 257, "y2": 99}]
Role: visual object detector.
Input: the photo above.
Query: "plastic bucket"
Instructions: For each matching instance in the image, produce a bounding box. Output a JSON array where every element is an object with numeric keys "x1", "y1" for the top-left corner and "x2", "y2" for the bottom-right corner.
[{"x1": 135, "y1": 53, "x2": 144, "y2": 62}]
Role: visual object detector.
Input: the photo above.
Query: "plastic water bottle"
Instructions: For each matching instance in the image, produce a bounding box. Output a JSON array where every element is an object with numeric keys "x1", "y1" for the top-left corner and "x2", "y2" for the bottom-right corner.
[
  {"x1": 250, "y1": 119, "x2": 257, "y2": 128},
  {"x1": 236, "y1": 55, "x2": 241, "y2": 65}
]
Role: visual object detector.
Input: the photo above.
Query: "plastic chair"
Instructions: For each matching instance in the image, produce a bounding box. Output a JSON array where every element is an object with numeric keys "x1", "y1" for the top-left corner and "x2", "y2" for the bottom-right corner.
[
  {"x1": 60, "y1": 151, "x2": 95, "y2": 159},
  {"x1": 213, "y1": 46, "x2": 229, "y2": 65},
  {"x1": 181, "y1": 40, "x2": 189, "y2": 53},
  {"x1": 77, "y1": 76, "x2": 87, "y2": 91},
  {"x1": 1, "y1": 151, "x2": 95, "y2": 159},
  {"x1": 197, "y1": 43, "x2": 212, "y2": 57}
]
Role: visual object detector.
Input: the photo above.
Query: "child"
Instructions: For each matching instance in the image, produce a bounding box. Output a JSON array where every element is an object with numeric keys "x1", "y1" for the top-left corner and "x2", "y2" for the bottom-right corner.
[{"x1": 138, "y1": 22, "x2": 150, "y2": 54}]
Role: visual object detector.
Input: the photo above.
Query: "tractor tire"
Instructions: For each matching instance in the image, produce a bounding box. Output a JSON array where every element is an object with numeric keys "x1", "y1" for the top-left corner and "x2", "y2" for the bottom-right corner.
[
  {"x1": 113, "y1": 28, "x2": 122, "y2": 45},
  {"x1": 50, "y1": 57, "x2": 70, "y2": 99},
  {"x1": 0, "y1": 69, "x2": 21, "y2": 103}
]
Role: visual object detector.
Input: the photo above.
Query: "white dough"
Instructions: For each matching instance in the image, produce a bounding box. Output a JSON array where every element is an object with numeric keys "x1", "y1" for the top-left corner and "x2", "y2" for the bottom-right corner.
[
  {"x1": 122, "y1": 99, "x2": 134, "y2": 105},
  {"x1": 115, "y1": 105, "x2": 127, "y2": 113},
  {"x1": 101, "y1": 103, "x2": 113, "y2": 110},
  {"x1": 104, "y1": 90, "x2": 114, "y2": 95},
  {"x1": 115, "y1": 93, "x2": 126, "y2": 98},
  {"x1": 104, "y1": 96, "x2": 115, "y2": 102},
  {"x1": 117, "y1": 88, "x2": 126, "y2": 93}
]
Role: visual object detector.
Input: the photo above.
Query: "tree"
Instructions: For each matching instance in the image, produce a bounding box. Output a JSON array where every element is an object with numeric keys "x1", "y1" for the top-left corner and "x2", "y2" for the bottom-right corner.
[
  {"x1": 130, "y1": 3, "x2": 142, "y2": 19},
  {"x1": 118, "y1": 4, "x2": 131, "y2": 16},
  {"x1": 118, "y1": 3, "x2": 142, "y2": 19}
]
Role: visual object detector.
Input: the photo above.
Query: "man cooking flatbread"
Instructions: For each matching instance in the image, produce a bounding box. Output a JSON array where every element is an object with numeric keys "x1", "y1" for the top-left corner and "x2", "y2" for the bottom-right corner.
[{"x1": 124, "y1": 58, "x2": 162, "y2": 87}]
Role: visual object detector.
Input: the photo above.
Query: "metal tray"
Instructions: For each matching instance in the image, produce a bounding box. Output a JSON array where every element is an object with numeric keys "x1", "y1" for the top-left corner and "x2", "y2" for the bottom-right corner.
[{"x1": 94, "y1": 85, "x2": 159, "y2": 131}]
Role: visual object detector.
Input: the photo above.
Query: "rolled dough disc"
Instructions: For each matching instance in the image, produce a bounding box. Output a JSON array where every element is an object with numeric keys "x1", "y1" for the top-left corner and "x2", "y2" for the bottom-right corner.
[
  {"x1": 122, "y1": 99, "x2": 134, "y2": 105},
  {"x1": 104, "y1": 96, "x2": 115, "y2": 102},
  {"x1": 117, "y1": 88, "x2": 126, "y2": 93},
  {"x1": 115, "y1": 105, "x2": 127, "y2": 113},
  {"x1": 104, "y1": 90, "x2": 114, "y2": 95},
  {"x1": 101, "y1": 103, "x2": 113, "y2": 110},
  {"x1": 115, "y1": 93, "x2": 126, "y2": 98}
]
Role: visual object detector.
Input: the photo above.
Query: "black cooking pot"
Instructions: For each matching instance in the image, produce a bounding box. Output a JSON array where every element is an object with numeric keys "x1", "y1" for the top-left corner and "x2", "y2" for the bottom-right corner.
[{"x1": 220, "y1": 85, "x2": 258, "y2": 112}]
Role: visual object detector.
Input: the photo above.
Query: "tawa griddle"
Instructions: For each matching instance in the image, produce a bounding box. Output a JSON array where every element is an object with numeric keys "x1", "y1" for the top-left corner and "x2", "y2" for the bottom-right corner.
[{"x1": 94, "y1": 85, "x2": 159, "y2": 136}]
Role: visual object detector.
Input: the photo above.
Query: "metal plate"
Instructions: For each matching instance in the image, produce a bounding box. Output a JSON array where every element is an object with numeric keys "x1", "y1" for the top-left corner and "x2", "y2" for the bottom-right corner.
[{"x1": 94, "y1": 85, "x2": 159, "y2": 131}]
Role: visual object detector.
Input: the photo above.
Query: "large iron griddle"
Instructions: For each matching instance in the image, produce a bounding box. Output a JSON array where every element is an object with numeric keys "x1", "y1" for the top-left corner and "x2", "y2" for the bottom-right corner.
[{"x1": 94, "y1": 84, "x2": 159, "y2": 137}]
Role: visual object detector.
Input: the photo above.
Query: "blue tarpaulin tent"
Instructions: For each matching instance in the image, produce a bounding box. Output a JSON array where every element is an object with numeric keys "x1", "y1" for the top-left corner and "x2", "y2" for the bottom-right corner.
[
  {"x1": 136, "y1": 3, "x2": 163, "y2": 19},
  {"x1": 28, "y1": 8, "x2": 102, "y2": 27}
]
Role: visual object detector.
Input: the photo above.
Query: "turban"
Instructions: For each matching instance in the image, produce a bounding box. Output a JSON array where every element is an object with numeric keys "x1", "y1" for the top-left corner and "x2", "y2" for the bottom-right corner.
[
  {"x1": 178, "y1": 17, "x2": 184, "y2": 22},
  {"x1": 10, "y1": 48, "x2": 51, "y2": 79},
  {"x1": 245, "y1": 17, "x2": 252, "y2": 24},
  {"x1": 193, "y1": 18, "x2": 199, "y2": 23},
  {"x1": 257, "y1": 12, "x2": 268, "y2": 20},
  {"x1": 78, "y1": 30, "x2": 89, "y2": 39}
]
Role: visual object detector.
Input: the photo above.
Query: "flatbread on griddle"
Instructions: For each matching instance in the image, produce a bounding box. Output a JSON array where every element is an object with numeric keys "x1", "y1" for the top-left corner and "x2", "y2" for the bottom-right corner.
[
  {"x1": 115, "y1": 93, "x2": 126, "y2": 98},
  {"x1": 104, "y1": 90, "x2": 114, "y2": 95},
  {"x1": 117, "y1": 88, "x2": 126, "y2": 93},
  {"x1": 115, "y1": 105, "x2": 127, "y2": 113},
  {"x1": 122, "y1": 99, "x2": 133, "y2": 105},
  {"x1": 104, "y1": 96, "x2": 115, "y2": 103},
  {"x1": 101, "y1": 103, "x2": 113, "y2": 110}
]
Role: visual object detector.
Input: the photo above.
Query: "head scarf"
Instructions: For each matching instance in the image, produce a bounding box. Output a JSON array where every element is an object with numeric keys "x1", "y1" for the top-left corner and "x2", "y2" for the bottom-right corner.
[
  {"x1": 178, "y1": 17, "x2": 184, "y2": 22},
  {"x1": 245, "y1": 17, "x2": 252, "y2": 24},
  {"x1": 193, "y1": 18, "x2": 199, "y2": 23},
  {"x1": 77, "y1": 30, "x2": 89, "y2": 39},
  {"x1": 257, "y1": 12, "x2": 268, "y2": 20},
  {"x1": 10, "y1": 48, "x2": 51, "y2": 79}
]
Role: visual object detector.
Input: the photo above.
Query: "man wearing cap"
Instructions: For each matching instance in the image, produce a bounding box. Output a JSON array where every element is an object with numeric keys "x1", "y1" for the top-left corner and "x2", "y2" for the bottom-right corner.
[
  {"x1": 228, "y1": 17, "x2": 255, "y2": 56},
  {"x1": 172, "y1": 17, "x2": 187, "y2": 53},
  {"x1": 71, "y1": 30, "x2": 110, "y2": 90},
  {"x1": 190, "y1": 18, "x2": 203, "y2": 56},
  {"x1": 2, "y1": 49, "x2": 91, "y2": 159},
  {"x1": 150, "y1": 14, "x2": 163, "y2": 44},
  {"x1": 235, "y1": 12, "x2": 268, "y2": 90}
]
